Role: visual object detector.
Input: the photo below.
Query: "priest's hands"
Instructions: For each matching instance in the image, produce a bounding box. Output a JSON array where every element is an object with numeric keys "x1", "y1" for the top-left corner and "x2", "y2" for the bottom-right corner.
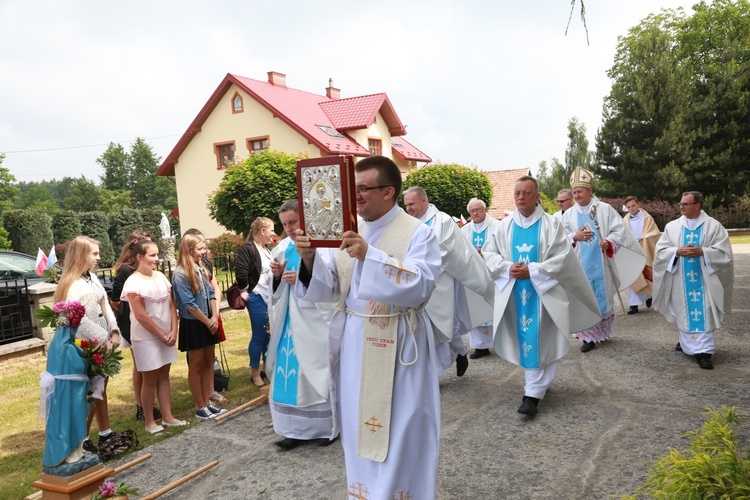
[
  {"x1": 295, "y1": 230, "x2": 316, "y2": 270},
  {"x1": 509, "y1": 262, "x2": 530, "y2": 279},
  {"x1": 677, "y1": 245, "x2": 704, "y2": 257},
  {"x1": 340, "y1": 231, "x2": 368, "y2": 261}
]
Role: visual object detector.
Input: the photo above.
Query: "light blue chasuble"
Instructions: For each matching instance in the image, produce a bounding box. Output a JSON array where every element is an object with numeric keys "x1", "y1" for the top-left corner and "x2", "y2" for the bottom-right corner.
[
  {"x1": 512, "y1": 220, "x2": 542, "y2": 369},
  {"x1": 681, "y1": 226, "x2": 707, "y2": 332},
  {"x1": 578, "y1": 212, "x2": 607, "y2": 313},
  {"x1": 272, "y1": 243, "x2": 302, "y2": 405}
]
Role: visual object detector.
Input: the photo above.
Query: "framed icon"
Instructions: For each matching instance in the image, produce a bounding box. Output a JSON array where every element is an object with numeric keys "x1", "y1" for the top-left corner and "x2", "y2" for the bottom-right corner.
[{"x1": 296, "y1": 156, "x2": 357, "y2": 247}]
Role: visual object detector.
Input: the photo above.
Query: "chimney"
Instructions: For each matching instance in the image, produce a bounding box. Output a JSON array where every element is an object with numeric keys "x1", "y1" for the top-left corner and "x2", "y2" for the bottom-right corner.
[
  {"x1": 267, "y1": 71, "x2": 286, "y2": 88},
  {"x1": 326, "y1": 77, "x2": 340, "y2": 100}
]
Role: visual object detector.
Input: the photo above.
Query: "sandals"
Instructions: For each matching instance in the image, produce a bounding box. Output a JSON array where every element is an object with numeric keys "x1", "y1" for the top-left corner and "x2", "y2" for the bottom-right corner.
[{"x1": 209, "y1": 391, "x2": 228, "y2": 403}]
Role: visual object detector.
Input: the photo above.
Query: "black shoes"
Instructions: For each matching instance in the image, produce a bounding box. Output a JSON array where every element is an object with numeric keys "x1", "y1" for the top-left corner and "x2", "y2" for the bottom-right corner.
[
  {"x1": 646, "y1": 298, "x2": 652, "y2": 308},
  {"x1": 627, "y1": 306, "x2": 639, "y2": 315},
  {"x1": 675, "y1": 342, "x2": 683, "y2": 352},
  {"x1": 135, "y1": 405, "x2": 162, "y2": 421},
  {"x1": 696, "y1": 353, "x2": 713, "y2": 370},
  {"x1": 470, "y1": 348, "x2": 490, "y2": 359},
  {"x1": 456, "y1": 354, "x2": 469, "y2": 377},
  {"x1": 275, "y1": 438, "x2": 303, "y2": 451},
  {"x1": 82, "y1": 438, "x2": 97, "y2": 454},
  {"x1": 580, "y1": 341, "x2": 596, "y2": 353},
  {"x1": 517, "y1": 396, "x2": 539, "y2": 417},
  {"x1": 318, "y1": 435, "x2": 339, "y2": 447}
]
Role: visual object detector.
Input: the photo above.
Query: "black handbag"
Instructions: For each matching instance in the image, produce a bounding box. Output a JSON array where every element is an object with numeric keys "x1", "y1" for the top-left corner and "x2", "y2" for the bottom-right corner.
[
  {"x1": 225, "y1": 283, "x2": 245, "y2": 310},
  {"x1": 214, "y1": 340, "x2": 230, "y2": 392}
]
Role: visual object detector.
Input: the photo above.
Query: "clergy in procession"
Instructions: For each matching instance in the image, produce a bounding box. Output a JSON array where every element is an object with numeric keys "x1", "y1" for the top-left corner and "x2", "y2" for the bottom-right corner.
[
  {"x1": 483, "y1": 176, "x2": 600, "y2": 416},
  {"x1": 403, "y1": 186, "x2": 491, "y2": 377},
  {"x1": 265, "y1": 199, "x2": 337, "y2": 450},
  {"x1": 552, "y1": 188, "x2": 575, "y2": 222},
  {"x1": 622, "y1": 196, "x2": 661, "y2": 314},
  {"x1": 295, "y1": 155, "x2": 442, "y2": 499},
  {"x1": 561, "y1": 167, "x2": 646, "y2": 353},
  {"x1": 461, "y1": 197, "x2": 502, "y2": 359},
  {"x1": 652, "y1": 191, "x2": 733, "y2": 370}
]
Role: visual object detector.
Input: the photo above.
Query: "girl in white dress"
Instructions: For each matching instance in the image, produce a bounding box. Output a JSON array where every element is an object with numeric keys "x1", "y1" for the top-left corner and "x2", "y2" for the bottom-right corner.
[{"x1": 121, "y1": 240, "x2": 184, "y2": 434}]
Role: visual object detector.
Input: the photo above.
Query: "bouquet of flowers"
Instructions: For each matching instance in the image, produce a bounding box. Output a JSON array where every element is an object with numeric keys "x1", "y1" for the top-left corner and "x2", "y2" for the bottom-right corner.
[
  {"x1": 90, "y1": 481, "x2": 140, "y2": 499},
  {"x1": 75, "y1": 337, "x2": 123, "y2": 379},
  {"x1": 36, "y1": 300, "x2": 123, "y2": 381}
]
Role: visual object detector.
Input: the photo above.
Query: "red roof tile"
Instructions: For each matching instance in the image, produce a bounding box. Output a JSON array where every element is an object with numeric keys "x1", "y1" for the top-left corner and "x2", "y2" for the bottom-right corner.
[
  {"x1": 486, "y1": 167, "x2": 531, "y2": 219},
  {"x1": 391, "y1": 136, "x2": 431, "y2": 162}
]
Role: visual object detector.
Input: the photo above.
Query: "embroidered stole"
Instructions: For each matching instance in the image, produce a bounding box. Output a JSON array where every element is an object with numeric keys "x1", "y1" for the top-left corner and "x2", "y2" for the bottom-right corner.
[
  {"x1": 471, "y1": 225, "x2": 488, "y2": 249},
  {"x1": 681, "y1": 225, "x2": 706, "y2": 332},
  {"x1": 335, "y1": 211, "x2": 420, "y2": 462},
  {"x1": 273, "y1": 243, "x2": 301, "y2": 405},
  {"x1": 512, "y1": 220, "x2": 542, "y2": 369},
  {"x1": 578, "y1": 211, "x2": 607, "y2": 314}
]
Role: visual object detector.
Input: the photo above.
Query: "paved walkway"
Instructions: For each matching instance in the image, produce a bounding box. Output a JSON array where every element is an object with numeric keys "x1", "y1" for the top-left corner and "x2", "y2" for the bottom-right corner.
[{"x1": 110, "y1": 245, "x2": 750, "y2": 499}]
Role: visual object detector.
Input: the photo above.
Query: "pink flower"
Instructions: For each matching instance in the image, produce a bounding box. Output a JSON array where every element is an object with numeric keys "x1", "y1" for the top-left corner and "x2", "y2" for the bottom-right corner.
[
  {"x1": 99, "y1": 481, "x2": 116, "y2": 497},
  {"x1": 92, "y1": 354, "x2": 104, "y2": 366}
]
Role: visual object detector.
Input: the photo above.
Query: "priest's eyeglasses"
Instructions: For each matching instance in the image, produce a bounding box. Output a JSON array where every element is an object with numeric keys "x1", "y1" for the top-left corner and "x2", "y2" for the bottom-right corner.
[
  {"x1": 679, "y1": 202, "x2": 698, "y2": 207},
  {"x1": 356, "y1": 185, "x2": 391, "y2": 194},
  {"x1": 557, "y1": 198, "x2": 572, "y2": 203}
]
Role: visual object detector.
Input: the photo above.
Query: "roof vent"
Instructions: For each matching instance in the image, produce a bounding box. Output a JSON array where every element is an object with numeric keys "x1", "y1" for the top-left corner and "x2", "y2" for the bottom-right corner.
[
  {"x1": 326, "y1": 78, "x2": 340, "y2": 100},
  {"x1": 267, "y1": 71, "x2": 287, "y2": 88}
]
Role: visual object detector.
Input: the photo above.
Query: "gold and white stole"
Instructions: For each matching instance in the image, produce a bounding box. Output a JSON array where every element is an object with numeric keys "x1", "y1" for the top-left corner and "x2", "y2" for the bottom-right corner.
[{"x1": 334, "y1": 210, "x2": 421, "y2": 462}]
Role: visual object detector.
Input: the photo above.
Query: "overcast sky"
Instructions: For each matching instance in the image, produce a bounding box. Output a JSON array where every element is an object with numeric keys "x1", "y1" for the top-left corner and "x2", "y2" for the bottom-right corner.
[{"x1": 0, "y1": 0, "x2": 698, "y2": 184}]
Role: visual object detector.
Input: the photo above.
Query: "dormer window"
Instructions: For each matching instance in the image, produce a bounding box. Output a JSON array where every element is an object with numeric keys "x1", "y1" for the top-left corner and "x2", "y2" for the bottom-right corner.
[
  {"x1": 232, "y1": 92, "x2": 243, "y2": 113},
  {"x1": 368, "y1": 138, "x2": 382, "y2": 156}
]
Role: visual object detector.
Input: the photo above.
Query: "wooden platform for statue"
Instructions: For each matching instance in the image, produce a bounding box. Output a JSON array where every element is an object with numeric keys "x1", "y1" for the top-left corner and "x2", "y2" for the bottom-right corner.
[{"x1": 30, "y1": 464, "x2": 113, "y2": 500}]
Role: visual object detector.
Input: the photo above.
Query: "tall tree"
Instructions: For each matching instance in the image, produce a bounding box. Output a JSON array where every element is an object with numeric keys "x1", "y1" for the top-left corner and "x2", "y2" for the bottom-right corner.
[
  {"x1": 596, "y1": 1, "x2": 750, "y2": 203},
  {"x1": 564, "y1": 117, "x2": 595, "y2": 177},
  {"x1": 402, "y1": 163, "x2": 493, "y2": 218},
  {"x1": 63, "y1": 176, "x2": 102, "y2": 212},
  {"x1": 536, "y1": 157, "x2": 567, "y2": 199},
  {"x1": 0, "y1": 154, "x2": 19, "y2": 213},
  {"x1": 98, "y1": 142, "x2": 130, "y2": 192}
]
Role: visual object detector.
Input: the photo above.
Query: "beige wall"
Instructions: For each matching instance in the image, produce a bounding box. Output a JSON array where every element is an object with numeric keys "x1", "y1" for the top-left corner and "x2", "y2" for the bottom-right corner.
[{"x1": 174, "y1": 84, "x2": 322, "y2": 238}]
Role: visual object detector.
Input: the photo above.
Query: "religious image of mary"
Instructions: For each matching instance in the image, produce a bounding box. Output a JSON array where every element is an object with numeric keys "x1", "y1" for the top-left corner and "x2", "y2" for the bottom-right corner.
[{"x1": 41, "y1": 325, "x2": 97, "y2": 475}]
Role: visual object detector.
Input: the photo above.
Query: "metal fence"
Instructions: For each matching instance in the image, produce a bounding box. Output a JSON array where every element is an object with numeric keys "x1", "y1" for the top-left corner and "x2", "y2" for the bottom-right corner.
[{"x1": 0, "y1": 278, "x2": 35, "y2": 345}]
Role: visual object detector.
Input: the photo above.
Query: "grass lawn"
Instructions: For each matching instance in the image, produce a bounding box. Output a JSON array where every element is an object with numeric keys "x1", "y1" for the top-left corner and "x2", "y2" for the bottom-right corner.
[
  {"x1": 730, "y1": 235, "x2": 750, "y2": 244},
  {"x1": 0, "y1": 312, "x2": 257, "y2": 500}
]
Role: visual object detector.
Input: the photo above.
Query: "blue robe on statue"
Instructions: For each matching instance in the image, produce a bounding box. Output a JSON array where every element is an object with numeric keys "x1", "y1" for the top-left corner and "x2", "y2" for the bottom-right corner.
[{"x1": 42, "y1": 326, "x2": 90, "y2": 467}]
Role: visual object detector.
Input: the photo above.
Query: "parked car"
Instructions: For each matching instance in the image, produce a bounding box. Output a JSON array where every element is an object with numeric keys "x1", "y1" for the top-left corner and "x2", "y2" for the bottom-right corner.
[{"x1": 0, "y1": 250, "x2": 42, "y2": 281}]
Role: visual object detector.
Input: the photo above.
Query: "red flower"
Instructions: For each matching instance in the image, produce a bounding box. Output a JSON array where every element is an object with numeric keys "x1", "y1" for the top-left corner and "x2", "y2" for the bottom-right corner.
[
  {"x1": 92, "y1": 354, "x2": 104, "y2": 366},
  {"x1": 80, "y1": 340, "x2": 90, "y2": 349}
]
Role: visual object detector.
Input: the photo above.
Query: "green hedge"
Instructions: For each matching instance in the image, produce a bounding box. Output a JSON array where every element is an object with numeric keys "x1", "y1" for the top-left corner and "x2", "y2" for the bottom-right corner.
[
  {"x1": 108, "y1": 208, "x2": 145, "y2": 252},
  {"x1": 79, "y1": 212, "x2": 115, "y2": 266},
  {"x1": 2, "y1": 210, "x2": 53, "y2": 256},
  {"x1": 52, "y1": 211, "x2": 82, "y2": 245}
]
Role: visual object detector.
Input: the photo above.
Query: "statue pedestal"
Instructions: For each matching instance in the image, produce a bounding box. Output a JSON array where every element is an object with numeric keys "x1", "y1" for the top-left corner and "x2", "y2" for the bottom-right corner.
[{"x1": 30, "y1": 464, "x2": 112, "y2": 500}]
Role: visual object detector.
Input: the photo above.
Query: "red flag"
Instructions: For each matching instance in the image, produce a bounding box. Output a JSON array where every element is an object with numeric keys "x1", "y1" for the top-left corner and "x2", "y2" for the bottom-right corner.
[
  {"x1": 460, "y1": 214, "x2": 468, "y2": 227},
  {"x1": 35, "y1": 248, "x2": 48, "y2": 276}
]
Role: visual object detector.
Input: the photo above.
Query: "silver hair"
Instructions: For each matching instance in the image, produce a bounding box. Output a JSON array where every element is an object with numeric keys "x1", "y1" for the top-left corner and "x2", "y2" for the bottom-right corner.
[{"x1": 466, "y1": 198, "x2": 487, "y2": 211}]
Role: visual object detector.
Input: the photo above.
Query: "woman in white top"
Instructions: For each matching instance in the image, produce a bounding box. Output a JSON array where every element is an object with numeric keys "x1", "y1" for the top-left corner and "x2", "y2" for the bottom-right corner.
[
  {"x1": 54, "y1": 236, "x2": 121, "y2": 452},
  {"x1": 122, "y1": 239, "x2": 184, "y2": 434}
]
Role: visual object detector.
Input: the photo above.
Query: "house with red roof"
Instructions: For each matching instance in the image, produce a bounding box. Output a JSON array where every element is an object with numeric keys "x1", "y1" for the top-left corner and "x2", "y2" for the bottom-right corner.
[{"x1": 157, "y1": 71, "x2": 431, "y2": 237}]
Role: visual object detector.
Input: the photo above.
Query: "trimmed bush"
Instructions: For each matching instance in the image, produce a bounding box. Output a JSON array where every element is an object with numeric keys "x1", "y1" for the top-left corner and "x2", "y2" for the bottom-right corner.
[
  {"x1": 712, "y1": 197, "x2": 750, "y2": 229},
  {"x1": 3, "y1": 209, "x2": 53, "y2": 256},
  {"x1": 208, "y1": 233, "x2": 244, "y2": 257},
  {"x1": 52, "y1": 211, "x2": 82, "y2": 245},
  {"x1": 403, "y1": 163, "x2": 493, "y2": 219},
  {"x1": 79, "y1": 212, "x2": 115, "y2": 266},
  {"x1": 108, "y1": 208, "x2": 144, "y2": 252}
]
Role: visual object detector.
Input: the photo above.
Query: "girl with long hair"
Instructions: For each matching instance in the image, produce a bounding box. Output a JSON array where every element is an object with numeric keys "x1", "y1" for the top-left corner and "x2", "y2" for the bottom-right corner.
[
  {"x1": 172, "y1": 233, "x2": 226, "y2": 419},
  {"x1": 122, "y1": 239, "x2": 184, "y2": 434},
  {"x1": 54, "y1": 236, "x2": 125, "y2": 456}
]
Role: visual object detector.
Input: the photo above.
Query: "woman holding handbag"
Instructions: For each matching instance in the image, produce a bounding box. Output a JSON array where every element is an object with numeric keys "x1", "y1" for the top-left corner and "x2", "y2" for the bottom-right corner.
[{"x1": 235, "y1": 217, "x2": 276, "y2": 387}]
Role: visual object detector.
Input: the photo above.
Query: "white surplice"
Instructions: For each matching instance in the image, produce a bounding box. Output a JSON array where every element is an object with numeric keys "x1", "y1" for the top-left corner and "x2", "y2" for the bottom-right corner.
[
  {"x1": 419, "y1": 205, "x2": 490, "y2": 373},
  {"x1": 652, "y1": 211, "x2": 733, "y2": 354},
  {"x1": 460, "y1": 216, "x2": 502, "y2": 349},
  {"x1": 266, "y1": 237, "x2": 335, "y2": 440},
  {"x1": 296, "y1": 205, "x2": 442, "y2": 500},
  {"x1": 484, "y1": 206, "x2": 601, "y2": 371}
]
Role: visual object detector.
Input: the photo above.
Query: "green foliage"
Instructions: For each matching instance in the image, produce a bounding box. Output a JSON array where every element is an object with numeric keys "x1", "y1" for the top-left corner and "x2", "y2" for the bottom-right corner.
[
  {"x1": 63, "y1": 176, "x2": 102, "y2": 212},
  {"x1": 712, "y1": 196, "x2": 750, "y2": 229},
  {"x1": 99, "y1": 189, "x2": 133, "y2": 213},
  {"x1": 539, "y1": 192, "x2": 557, "y2": 215},
  {"x1": 140, "y1": 207, "x2": 165, "y2": 243},
  {"x1": 108, "y1": 208, "x2": 145, "y2": 251},
  {"x1": 537, "y1": 157, "x2": 567, "y2": 199},
  {"x1": 623, "y1": 406, "x2": 750, "y2": 499},
  {"x1": 2, "y1": 210, "x2": 53, "y2": 255},
  {"x1": 0, "y1": 226, "x2": 11, "y2": 250},
  {"x1": 599, "y1": 198, "x2": 679, "y2": 230},
  {"x1": 79, "y1": 212, "x2": 115, "y2": 266},
  {"x1": 208, "y1": 233, "x2": 244, "y2": 257},
  {"x1": 14, "y1": 184, "x2": 59, "y2": 212},
  {"x1": 0, "y1": 155, "x2": 19, "y2": 214},
  {"x1": 208, "y1": 150, "x2": 303, "y2": 235},
  {"x1": 403, "y1": 163, "x2": 493, "y2": 219},
  {"x1": 596, "y1": 1, "x2": 750, "y2": 204},
  {"x1": 51, "y1": 211, "x2": 83, "y2": 245}
]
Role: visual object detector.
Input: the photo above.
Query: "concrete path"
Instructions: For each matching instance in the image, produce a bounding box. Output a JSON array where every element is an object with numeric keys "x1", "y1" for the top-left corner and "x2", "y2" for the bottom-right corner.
[{"x1": 110, "y1": 245, "x2": 750, "y2": 499}]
